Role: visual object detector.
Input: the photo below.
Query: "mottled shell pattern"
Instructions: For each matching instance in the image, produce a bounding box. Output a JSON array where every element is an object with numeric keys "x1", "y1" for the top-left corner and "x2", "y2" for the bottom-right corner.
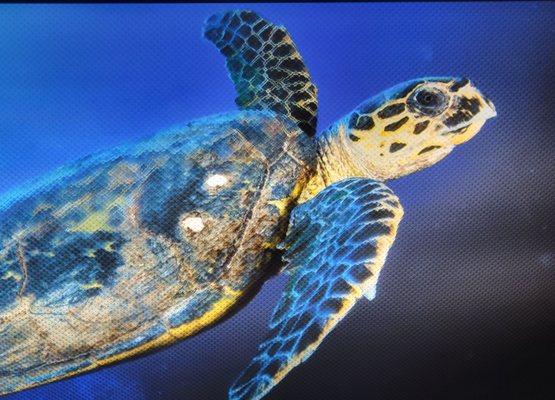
[{"x1": 0, "y1": 111, "x2": 314, "y2": 394}]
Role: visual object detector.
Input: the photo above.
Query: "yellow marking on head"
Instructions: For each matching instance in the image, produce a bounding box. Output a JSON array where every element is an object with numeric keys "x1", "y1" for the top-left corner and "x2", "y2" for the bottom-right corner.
[{"x1": 344, "y1": 109, "x2": 456, "y2": 181}]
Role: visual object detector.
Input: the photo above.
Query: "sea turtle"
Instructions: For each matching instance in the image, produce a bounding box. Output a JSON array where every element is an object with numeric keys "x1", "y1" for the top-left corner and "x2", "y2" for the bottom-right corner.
[{"x1": 0, "y1": 9, "x2": 496, "y2": 400}]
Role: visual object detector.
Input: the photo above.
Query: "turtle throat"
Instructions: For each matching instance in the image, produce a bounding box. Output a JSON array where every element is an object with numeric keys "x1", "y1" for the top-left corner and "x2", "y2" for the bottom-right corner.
[{"x1": 298, "y1": 119, "x2": 369, "y2": 203}]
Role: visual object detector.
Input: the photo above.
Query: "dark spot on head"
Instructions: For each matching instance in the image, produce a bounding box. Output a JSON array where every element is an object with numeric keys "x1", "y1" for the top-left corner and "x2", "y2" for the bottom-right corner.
[
  {"x1": 377, "y1": 103, "x2": 405, "y2": 119},
  {"x1": 413, "y1": 120, "x2": 430, "y2": 135},
  {"x1": 418, "y1": 145, "x2": 442, "y2": 155},
  {"x1": 443, "y1": 97, "x2": 480, "y2": 127},
  {"x1": 460, "y1": 97, "x2": 481, "y2": 114},
  {"x1": 389, "y1": 142, "x2": 406, "y2": 153},
  {"x1": 348, "y1": 113, "x2": 375, "y2": 131},
  {"x1": 349, "y1": 134, "x2": 360, "y2": 142},
  {"x1": 384, "y1": 116, "x2": 409, "y2": 132},
  {"x1": 357, "y1": 115, "x2": 374, "y2": 130},
  {"x1": 444, "y1": 111, "x2": 469, "y2": 127},
  {"x1": 450, "y1": 77, "x2": 470, "y2": 92}
]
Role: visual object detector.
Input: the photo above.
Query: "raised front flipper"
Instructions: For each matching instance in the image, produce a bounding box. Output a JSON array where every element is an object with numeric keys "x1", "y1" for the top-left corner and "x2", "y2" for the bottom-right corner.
[
  {"x1": 204, "y1": 10, "x2": 318, "y2": 136},
  {"x1": 229, "y1": 178, "x2": 404, "y2": 400}
]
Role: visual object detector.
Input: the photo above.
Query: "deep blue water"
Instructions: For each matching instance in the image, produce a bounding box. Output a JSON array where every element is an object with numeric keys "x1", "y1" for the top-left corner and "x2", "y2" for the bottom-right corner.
[{"x1": 1, "y1": 3, "x2": 554, "y2": 400}]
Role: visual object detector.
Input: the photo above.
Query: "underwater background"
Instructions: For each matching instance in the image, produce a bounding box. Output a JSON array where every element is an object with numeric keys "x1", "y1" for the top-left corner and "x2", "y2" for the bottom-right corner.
[{"x1": 1, "y1": 3, "x2": 554, "y2": 400}]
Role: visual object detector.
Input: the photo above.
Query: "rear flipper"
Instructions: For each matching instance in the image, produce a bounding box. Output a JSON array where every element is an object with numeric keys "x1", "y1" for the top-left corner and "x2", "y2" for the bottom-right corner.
[{"x1": 204, "y1": 10, "x2": 318, "y2": 136}]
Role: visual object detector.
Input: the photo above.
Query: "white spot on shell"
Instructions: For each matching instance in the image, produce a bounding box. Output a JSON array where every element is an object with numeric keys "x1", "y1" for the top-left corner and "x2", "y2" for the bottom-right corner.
[
  {"x1": 205, "y1": 174, "x2": 229, "y2": 188},
  {"x1": 181, "y1": 217, "x2": 204, "y2": 233}
]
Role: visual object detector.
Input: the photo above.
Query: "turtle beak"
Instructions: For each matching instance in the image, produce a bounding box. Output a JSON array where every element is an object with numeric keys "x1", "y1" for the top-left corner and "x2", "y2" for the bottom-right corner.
[
  {"x1": 472, "y1": 85, "x2": 497, "y2": 121},
  {"x1": 442, "y1": 81, "x2": 497, "y2": 145},
  {"x1": 481, "y1": 95, "x2": 497, "y2": 119}
]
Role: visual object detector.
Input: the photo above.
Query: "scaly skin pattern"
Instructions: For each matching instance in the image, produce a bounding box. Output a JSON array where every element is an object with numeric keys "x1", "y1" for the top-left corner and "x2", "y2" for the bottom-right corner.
[
  {"x1": 0, "y1": 110, "x2": 314, "y2": 395},
  {"x1": 229, "y1": 178, "x2": 403, "y2": 400},
  {"x1": 300, "y1": 78, "x2": 495, "y2": 201},
  {"x1": 204, "y1": 10, "x2": 318, "y2": 136}
]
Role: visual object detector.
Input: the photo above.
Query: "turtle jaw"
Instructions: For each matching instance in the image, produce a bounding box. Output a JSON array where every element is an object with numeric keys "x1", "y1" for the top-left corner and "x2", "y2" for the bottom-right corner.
[{"x1": 441, "y1": 82, "x2": 497, "y2": 145}]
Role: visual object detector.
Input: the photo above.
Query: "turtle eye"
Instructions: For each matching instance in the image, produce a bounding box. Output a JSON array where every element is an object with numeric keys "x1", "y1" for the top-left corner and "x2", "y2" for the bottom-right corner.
[
  {"x1": 416, "y1": 91, "x2": 439, "y2": 106},
  {"x1": 409, "y1": 87, "x2": 448, "y2": 116}
]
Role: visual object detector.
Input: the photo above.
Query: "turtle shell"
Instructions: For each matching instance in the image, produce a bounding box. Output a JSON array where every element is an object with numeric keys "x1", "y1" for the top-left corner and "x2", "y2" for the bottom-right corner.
[{"x1": 0, "y1": 110, "x2": 314, "y2": 394}]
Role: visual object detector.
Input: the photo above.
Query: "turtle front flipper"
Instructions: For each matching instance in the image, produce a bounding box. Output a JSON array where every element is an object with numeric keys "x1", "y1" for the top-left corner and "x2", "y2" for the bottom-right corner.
[
  {"x1": 228, "y1": 178, "x2": 404, "y2": 400},
  {"x1": 204, "y1": 10, "x2": 318, "y2": 136}
]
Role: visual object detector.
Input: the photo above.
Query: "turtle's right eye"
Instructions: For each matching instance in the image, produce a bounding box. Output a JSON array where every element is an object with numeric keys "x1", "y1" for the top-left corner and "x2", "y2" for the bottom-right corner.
[
  {"x1": 409, "y1": 87, "x2": 449, "y2": 116},
  {"x1": 416, "y1": 90, "x2": 440, "y2": 106}
]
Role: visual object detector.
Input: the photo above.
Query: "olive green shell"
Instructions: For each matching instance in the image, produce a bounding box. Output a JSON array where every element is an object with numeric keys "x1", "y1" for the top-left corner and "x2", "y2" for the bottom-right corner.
[{"x1": 0, "y1": 110, "x2": 314, "y2": 394}]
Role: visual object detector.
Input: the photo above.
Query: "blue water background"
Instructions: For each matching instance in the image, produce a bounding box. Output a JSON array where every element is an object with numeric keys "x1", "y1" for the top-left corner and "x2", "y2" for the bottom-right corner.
[{"x1": 1, "y1": 3, "x2": 554, "y2": 400}]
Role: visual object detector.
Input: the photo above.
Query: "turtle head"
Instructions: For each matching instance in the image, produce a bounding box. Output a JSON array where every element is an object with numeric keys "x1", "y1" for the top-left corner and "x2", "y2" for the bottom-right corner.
[{"x1": 337, "y1": 77, "x2": 496, "y2": 181}]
